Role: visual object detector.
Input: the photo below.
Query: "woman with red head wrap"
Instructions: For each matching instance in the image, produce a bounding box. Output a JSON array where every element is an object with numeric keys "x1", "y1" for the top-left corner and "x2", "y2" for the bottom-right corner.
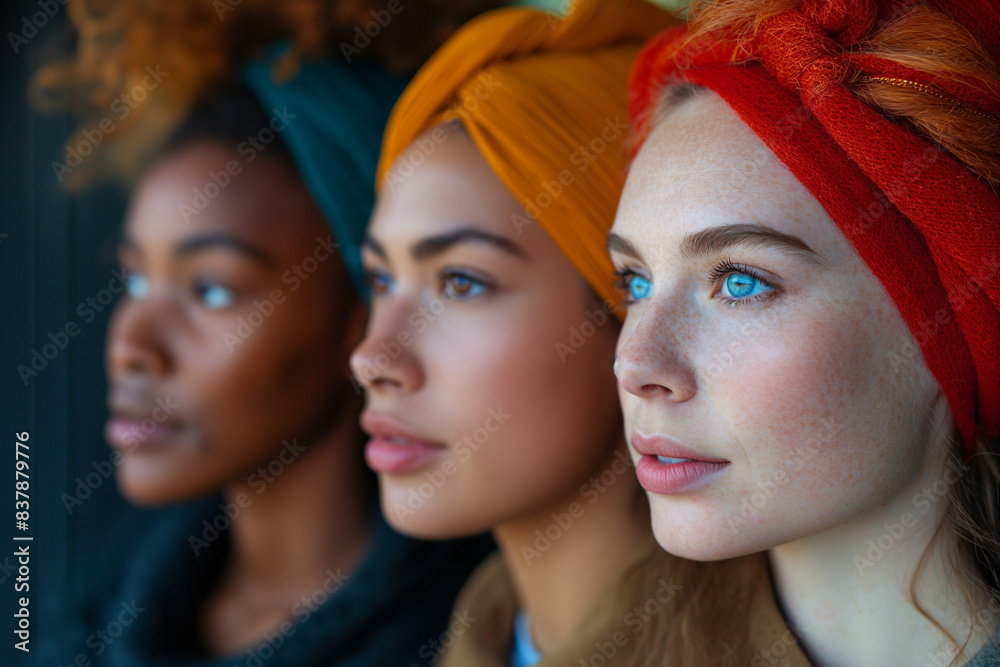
[{"x1": 612, "y1": 0, "x2": 1000, "y2": 664}]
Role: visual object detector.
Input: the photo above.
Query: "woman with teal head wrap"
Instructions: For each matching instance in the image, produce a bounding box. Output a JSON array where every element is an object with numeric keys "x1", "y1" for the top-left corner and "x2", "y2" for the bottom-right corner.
[
  {"x1": 241, "y1": 55, "x2": 408, "y2": 296},
  {"x1": 72, "y1": 49, "x2": 492, "y2": 667}
]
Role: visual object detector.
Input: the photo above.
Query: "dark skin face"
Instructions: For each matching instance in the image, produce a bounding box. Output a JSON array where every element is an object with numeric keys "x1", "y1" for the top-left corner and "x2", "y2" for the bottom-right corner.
[{"x1": 106, "y1": 140, "x2": 365, "y2": 505}]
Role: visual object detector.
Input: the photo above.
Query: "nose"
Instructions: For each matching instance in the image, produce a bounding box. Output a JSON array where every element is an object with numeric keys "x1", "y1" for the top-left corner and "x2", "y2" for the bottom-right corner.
[
  {"x1": 349, "y1": 297, "x2": 425, "y2": 396},
  {"x1": 106, "y1": 295, "x2": 172, "y2": 379},
  {"x1": 614, "y1": 297, "x2": 697, "y2": 403}
]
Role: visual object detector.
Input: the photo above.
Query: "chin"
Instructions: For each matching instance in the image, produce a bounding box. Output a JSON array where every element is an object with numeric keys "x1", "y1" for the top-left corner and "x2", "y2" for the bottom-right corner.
[
  {"x1": 378, "y1": 485, "x2": 490, "y2": 540},
  {"x1": 114, "y1": 462, "x2": 214, "y2": 508},
  {"x1": 116, "y1": 478, "x2": 179, "y2": 507},
  {"x1": 646, "y1": 496, "x2": 771, "y2": 562}
]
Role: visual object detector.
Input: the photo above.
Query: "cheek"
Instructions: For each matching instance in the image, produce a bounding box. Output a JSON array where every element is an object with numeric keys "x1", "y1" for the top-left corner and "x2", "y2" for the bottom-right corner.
[
  {"x1": 181, "y1": 290, "x2": 348, "y2": 470},
  {"x1": 707, "y1": 293, "x2": 929, "y2": 524},
  {"x1": 396, "y1": 295, "x2": 621, "y2": 534}
]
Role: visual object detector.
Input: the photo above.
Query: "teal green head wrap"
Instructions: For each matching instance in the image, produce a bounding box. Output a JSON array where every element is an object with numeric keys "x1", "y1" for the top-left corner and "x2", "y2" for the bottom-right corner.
[{"x1": 242, "y1": 54, "x2": 407, "y2": 297}]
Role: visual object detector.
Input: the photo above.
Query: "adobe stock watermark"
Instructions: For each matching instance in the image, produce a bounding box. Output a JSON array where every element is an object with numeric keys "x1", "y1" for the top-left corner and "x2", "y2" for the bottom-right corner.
[
  {"x1": 555, "y1": 298, "x2": 622, "y2": 363},
  {"x1": 231, "y1": 566, "x2": 351, "y2": 667},
  {"x1": 749, "y1": 619, "x2": 819, "y2": 667},
  {"x1": 61, "y1": 395, "x2": 181, "y2": 514},
  {"x1": 725, "y1": 415, "x2": 845, "y2": 531},
  {"x1": 188, "y1": 438, "x2": 306, "y2": 555},
  {"x1": 340, "y1": 0, "x2": 408, "y2": 63},
  {"x1": 578, "y1": 577, "x2": 683, "y2": 667},
  {"x1": 853, "y1": 456, "x2": 969, "y2": 576},
  {"x1": 926, "y1": 598, "x2": 1000, "y2": 667},
  {"x1": 7, "y1": 0, "x2": 67, "y2": 54},
  {"x1": 52, "y1": 65, "x2": 170, "y2": 184},
  {"x1": 389, "y1": 407, "x2": 512, "y2": 525},
  {"x1": 384, "y1": 74, "x2": 503, "y2": 192},
  {"x1": 222, "y1": 233, "x2": 337, "y2": 352},
  {"x1": 521, "y1": 449, "x2": 633, "y2": 566},
  {"x1": 510, "y1": 115, "x2": 629, "y2": 235},
  {"x1": 407, "y1": 610, "x2": 478, "y2": 666},
  {"x1": 705, "y1": 306, "x2": 780, "y2": 380},
  {"x1": 56, "y1": 600, "x2": 145, "y2": 667},
  {"x1": 17, "y1": 268, "x2": 133, "y2": 386},
  {"x1": 349, "y1": 284, "x2": 467, "y2": 395},
  {"x1": 179, "y1": 106, "x2": 296, "y2": 224},
  {"x1": 542, "y1": 0, "x2": 579, "y2": 29},
  {"x1": 886, "y1": 253, "x2": 1000, "y2": 373},
  {"x1": 213, "y1": 0, "x2": 247, "y2": 21}
]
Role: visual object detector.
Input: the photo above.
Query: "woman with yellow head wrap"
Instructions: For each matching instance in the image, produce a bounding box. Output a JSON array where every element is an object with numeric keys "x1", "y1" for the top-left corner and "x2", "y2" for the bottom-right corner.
[{"x1": 348, "y1": 1, "x2": 707, "y2": 665}]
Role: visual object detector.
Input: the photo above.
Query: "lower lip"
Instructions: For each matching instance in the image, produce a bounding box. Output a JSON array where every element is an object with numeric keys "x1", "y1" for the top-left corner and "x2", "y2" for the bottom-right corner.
[
  {"x1": 635, "y1": 455, "x2": 729, "y2": 494},
  {"x1": 364, "y1": 437, "x2": 446, "y2": 475},
  {"x1": 104, "y1": 418, "x2": 183, "y2": 452}
]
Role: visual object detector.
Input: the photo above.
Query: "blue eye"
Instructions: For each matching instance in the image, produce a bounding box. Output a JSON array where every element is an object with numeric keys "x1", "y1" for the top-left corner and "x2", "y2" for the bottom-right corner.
[
  {"x1": 364, "y1": 269, "x2": 394, "y2": 297},
  {"x1": 721, "y1": 272, "x2": 772, "y2": 299},
  {"x1": 196, "y1": 281, "x2": 236, "y2": 310},
  {"x1": 628, "y1": 275, "x2": 652, "y2": 301},
  {"x1": 442, "y1": 273, "x2": 488, "y2": 299},
  {"x1": 125, "y1": 272, "x2": 149, "y2": 299},
  {"x1": 615, "y1": 270, "x2": 651, "y2": 303}
]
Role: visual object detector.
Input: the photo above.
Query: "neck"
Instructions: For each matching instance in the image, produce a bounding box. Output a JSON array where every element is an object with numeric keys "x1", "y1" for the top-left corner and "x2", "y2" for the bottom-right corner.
[
  {"x1": 769, "y1": 456, "x2": 995, "y2": 666},
  {"x1": 221, "y1": 395, "x2": 373, "y2": 601},
  {"x1": 493, "y1": 440, "x2": 651, "y2": 655}
]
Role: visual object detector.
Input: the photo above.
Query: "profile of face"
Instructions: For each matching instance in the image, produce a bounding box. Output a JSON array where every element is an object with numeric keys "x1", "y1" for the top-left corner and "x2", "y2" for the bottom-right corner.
[
  {"x1": 610, "y1": 90, "x2": 952, "y2": 560},
  {"x1": 106, "y1": 141, "x2": 363, "y2": 505},
  {"x1": 350, "y1": 125, "x2": 624, "y2": 539}
]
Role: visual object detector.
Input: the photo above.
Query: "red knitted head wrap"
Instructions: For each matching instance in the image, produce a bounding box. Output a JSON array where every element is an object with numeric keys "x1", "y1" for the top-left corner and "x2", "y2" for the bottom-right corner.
[{"x1": 629, "y1": 0, "x2": 1000, "y2": 457}]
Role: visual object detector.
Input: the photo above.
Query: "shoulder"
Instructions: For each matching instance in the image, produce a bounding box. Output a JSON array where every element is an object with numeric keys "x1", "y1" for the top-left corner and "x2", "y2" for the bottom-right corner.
[{"x1": 433, "y1": 553, "x2": 516, "y2": 667}]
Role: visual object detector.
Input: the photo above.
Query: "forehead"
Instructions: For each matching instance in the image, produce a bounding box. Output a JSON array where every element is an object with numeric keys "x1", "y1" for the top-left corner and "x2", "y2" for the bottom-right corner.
[
  {"x1": 371, "y1": 125, "x2": 548, "y2": 250},
  {"x1": 614, "y1": 91, "x2": 832, "y2": 255},
  {"x1": 126, "y1": 141, "x2": 325, "y2": 251}
]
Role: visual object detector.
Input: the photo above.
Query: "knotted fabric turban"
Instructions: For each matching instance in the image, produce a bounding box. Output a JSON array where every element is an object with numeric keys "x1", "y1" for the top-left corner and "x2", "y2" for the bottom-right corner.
[
  {"x1": 377, "y1": 0, "x2": 678, "y2": 314},
  {"x1": 629, "y1": 0, "x2": 1000, "y2": 455}
]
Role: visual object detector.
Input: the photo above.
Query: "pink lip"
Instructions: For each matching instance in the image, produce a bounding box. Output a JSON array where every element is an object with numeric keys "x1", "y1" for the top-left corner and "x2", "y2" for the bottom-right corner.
[
  {"x1": 360, "y1": 413, "x2": 448, "y2": 475},
  {"x1": 104, "y1": 416, "x2": 184, "y2": 452},
  {"x1": 630, "y1": 432, "x2": 729, "y2": 495}
]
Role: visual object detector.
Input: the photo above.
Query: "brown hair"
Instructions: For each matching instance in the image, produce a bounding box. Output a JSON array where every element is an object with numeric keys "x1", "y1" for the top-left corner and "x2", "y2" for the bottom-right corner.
[{"x1": 619, "y1": 551, "x2": 773, "y2": 667}]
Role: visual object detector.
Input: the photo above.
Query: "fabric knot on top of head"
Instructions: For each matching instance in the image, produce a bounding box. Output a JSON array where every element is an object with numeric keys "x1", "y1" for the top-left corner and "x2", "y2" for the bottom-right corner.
[
  {"x1": 756, "y1": 10, "x2": 849, "y2": 104},
  {"x1": 751, "y1": 0, "x2": 889, "y2": 103}
]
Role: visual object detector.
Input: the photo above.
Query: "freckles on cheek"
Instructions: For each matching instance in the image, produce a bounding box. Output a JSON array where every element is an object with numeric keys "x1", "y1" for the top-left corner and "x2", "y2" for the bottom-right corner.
[{"x1": 714, "y1": 307, "x2": 873, "y2": 456}]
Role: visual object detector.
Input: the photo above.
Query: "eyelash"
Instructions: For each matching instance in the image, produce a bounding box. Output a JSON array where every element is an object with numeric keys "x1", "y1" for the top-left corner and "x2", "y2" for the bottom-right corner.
[
  {"x1": 439, "y1": 267, "x2": 493, "y2": 300},
  {"x1": 613, "y1": 260, "x2": 780, "y2": 308},
  {"x1": 364, "y1": 268, "x2": 393, "y2": 296},
  {"x1": 709, "y1": 259, "x2": 779, "y2": 308},
  {"x1": 613, "y1": 268, "x2": 648, "y2": 306},
  {"x1": 362, "y1": 267, "x2": 494, "y2": 300}
]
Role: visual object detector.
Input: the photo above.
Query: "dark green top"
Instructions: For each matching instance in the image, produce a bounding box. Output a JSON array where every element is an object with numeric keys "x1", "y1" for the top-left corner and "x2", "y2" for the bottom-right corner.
[{"x1": 58, "y1": 496, "x2": 492, "y2": 667}]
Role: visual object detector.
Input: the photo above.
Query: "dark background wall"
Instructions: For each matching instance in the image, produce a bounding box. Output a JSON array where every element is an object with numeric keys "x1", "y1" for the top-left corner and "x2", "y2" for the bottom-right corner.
[{"x1": 1, "y1": 2, "x2": 135, "y2": 664}]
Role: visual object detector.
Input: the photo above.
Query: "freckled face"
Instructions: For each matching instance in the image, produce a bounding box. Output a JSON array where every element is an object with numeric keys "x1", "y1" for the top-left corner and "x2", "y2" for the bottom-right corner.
[
  {"x1": 610, "y1": 91, "x2": 945, "y2": 560},
  {"x1": 350, "y1": 126, "x2": 623, "y2": 539},
  {"x1": 106, "y1": 141, "x2": 361, "y2": 505}
]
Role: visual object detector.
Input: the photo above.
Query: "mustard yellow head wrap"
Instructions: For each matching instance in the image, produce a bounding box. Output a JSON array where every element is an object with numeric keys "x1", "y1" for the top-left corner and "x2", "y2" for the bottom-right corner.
[{"x1": 376, "y1": 0, "x2": 677, "y2": 313}]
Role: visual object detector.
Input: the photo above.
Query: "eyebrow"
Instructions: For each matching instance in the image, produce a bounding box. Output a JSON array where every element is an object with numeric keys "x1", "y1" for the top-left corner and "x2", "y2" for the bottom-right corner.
[
  {"x1": 607, "y1": 233, "x2": 645, "y2": 262},
  {"x1": 680, "y1": 224, "x2": 825, "y2": 265},
  {"x1": 118, "y1": 233, "x2": 273, "y2": 264},
  {"x1": 362, "y1": 227, "x2": 528, "y2": 262},
  {"x1": 608, "y1": 224, "x2": 826, "y2": 266}
]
